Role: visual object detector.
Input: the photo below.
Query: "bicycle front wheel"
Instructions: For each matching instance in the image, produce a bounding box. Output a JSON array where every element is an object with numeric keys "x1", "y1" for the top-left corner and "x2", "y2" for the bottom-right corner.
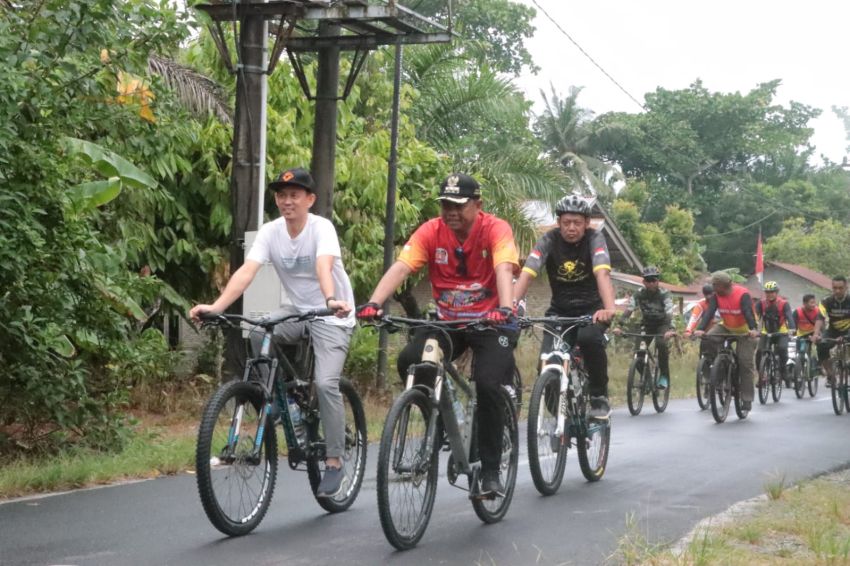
[
  {"x1": 832, "y1": 361, "x2": 847, "y2": 416},
  {"x1": 307, "y1": 377, "x2": 367, "y2": 513},
  {"x1": 376, "y1": 388, "x2": 439, "y2": 550},
  {"x1": 196, "y1": 380, "x2": 277, "y2": 536},
  {"x1": 651, "y1": 360, "x2": 669, "y2": 413},
  {"x1": 793, "y1": 358, "x2": 805, "y2": 399},
  {"x1": 757, "y1": 353, "x2": 770, "y2": 405},
  {"x1": 527, "y1": 370, "x2": 568, "y2": 495},
  {"x1": 807, "y1": 355, "x2": 819, "y2": 397},
  {"x1": 696, "y1": 356, "x2": 711, "y2": 410},
  {"x1": 577, "y1": 412, "x2": 611, "y2": 482},
  {"x1": 626, "y1": 357, "x2": 645, "y2": 416},
  {"x1": 472, "y1": 387, "x2": 519, "y2": 523},
  {"x1": 771, "y1": 357, "x2": 783, "y2": 403},
  {"x1": 710, "y1": 357, "x2": 731, "y2": 423}
]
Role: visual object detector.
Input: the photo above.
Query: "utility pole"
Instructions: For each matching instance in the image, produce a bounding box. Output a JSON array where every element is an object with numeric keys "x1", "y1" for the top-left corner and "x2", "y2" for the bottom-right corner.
[
  {"x1": 224, "y1": 14, "x2": 267, "y2": 379},
  {"x1": 310, "y1": 22, "x2": 341, "y2": 220}
]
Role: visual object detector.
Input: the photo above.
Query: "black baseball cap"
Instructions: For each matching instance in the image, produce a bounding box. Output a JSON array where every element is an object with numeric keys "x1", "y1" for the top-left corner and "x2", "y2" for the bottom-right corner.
[
  {"x1": 268, "y1": 167, "x2": 315, "y2": 192},
  {"x1": 438, "y1": 173, "x2": 481, "y2": 204}
]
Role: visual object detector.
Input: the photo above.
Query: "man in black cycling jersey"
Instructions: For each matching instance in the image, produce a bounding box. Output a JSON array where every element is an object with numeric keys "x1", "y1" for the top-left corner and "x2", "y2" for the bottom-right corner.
[
  {"x1": 613, "y1": 266, "x2": 675, "y2": 389},
  {"x1": 813, "y1": 275, "x2": 850, "y2": 386},
  {"x1": 512, "y1": 194, "x2": 617, "y2": 419}
]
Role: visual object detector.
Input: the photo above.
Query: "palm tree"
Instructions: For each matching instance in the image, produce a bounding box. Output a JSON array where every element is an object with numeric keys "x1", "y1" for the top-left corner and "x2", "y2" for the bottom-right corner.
[{"x1": 534, "y1": 85, "x2": 622, "y2": 200}]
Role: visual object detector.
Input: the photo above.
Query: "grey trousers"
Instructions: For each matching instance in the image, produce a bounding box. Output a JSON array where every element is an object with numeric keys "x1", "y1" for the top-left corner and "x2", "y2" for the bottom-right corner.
[
  {"x1": 251, "y1": 307, "x2": 352, "y2": 459},
  {"x1": 703, "y1": 325, "x2": 757, "y2": 402}
]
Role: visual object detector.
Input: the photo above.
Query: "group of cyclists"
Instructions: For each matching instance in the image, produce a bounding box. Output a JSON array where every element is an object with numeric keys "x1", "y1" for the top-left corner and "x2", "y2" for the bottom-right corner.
[{"x1": 190, "y1": 167, "x2": 850, "y2": 502}]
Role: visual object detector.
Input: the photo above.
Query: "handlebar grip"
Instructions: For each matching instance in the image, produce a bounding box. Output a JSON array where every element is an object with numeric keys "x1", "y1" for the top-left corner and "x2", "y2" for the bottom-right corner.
[{"x1": 308, "y1": 308, "x2": 337, "y2": 318}]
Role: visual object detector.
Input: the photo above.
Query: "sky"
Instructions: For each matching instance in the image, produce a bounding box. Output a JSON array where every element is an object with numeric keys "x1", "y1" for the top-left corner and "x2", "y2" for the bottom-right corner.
[{"x1": 516, "y1": 0, "x2": 850, "y2": 163}]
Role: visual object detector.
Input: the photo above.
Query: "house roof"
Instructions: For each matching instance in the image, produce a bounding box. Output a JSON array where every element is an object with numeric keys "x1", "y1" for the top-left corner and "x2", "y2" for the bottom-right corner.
[{"x1": 768, "y1": 261, "x2": 832, "y2": 290}]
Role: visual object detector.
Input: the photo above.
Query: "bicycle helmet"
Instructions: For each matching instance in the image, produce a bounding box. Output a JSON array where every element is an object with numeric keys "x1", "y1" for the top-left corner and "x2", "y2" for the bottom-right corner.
[
  {"x1": 553, "y1": 194, "x2": 591, "y2": 217},
  {"x1": 763, "y1": 280, "x2": 779, "y2": 292},
  {"x1": 702, "y1": 284, "x2": 714, "y2": 295},
  {"x1": 641, "y1": 266, "x2": 661, "y2": 279}
]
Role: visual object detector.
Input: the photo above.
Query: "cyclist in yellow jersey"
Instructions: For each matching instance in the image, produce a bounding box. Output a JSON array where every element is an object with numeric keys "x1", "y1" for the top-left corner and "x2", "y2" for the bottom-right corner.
[{"x1": 813, "y1": 275, "x2": 850, "y2": 386}]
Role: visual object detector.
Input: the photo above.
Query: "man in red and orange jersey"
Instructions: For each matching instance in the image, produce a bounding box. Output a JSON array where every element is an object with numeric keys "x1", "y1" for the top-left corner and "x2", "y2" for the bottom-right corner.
[
  {"x1": 357, "y1": 173, "x2": 519, "y2": 497},
  {"x1": 694, "y1": 271, "x2": 759, "y2": 411},
  {"x1": 684, "y1": 284, "x2": 718, "y2": 356}
]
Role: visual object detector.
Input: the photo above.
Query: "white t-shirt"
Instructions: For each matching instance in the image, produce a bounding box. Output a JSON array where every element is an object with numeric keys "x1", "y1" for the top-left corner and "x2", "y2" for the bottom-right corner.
[{"x1": 246, "y1": 214, "x2": 355, "y2": 328}]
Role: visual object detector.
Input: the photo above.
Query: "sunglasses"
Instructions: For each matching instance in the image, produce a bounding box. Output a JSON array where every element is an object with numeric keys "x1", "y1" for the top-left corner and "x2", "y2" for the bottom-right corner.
[
  {"x1": 454, "y1": 246, "x2": 467, "y2": 277},
  {"x1": 643, "y1": 277, "x2": 659, "y2": 283}
]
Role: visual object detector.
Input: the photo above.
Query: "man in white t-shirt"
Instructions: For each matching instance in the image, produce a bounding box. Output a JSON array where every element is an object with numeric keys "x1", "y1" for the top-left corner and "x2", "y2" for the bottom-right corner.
[{"x1": 190, "y1": 167, "x2": 355, "y2": 497}]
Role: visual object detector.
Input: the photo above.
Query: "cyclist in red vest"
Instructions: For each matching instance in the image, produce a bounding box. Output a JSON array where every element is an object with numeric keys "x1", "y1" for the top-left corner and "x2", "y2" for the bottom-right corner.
[
  {"x1": 792, "y1": 293, "x2": 823, "y2": 375},
  {"x1": 755, "y1": 281, "x2": 796, "y2": 387},
  {"x1": 694, "y1": 271, "x2": 759, "y2": 411}
]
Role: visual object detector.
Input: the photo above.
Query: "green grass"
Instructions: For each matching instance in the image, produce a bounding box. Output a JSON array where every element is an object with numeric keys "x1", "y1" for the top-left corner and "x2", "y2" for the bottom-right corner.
[{"x1": 610, "y1": 470, "x2": 850, "y2": 565}]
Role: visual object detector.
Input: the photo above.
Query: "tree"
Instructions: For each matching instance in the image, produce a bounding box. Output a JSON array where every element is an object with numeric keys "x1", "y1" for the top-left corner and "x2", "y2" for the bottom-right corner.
[{"x1": 764, "y1": 218, "x2": 850, "y2": 278}]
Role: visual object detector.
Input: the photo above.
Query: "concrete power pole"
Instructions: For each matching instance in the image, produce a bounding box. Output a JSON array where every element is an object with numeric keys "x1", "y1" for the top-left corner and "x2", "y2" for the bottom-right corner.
[{"x1": 310, "y1": 22, "x2": 341, "y2": 220}]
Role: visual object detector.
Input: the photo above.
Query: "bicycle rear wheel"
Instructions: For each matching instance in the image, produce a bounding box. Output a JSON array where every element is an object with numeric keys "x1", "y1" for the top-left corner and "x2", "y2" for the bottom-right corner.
[
  {"x1": 307, "y1": 377, "x2": 367, "y2": 513},
  {"x1": 473, "y1": 388, "x2": 519, "y2": 523},
  {"x1": 527, "y1": 370, "x2": 567, "y2": 496},
  {"x1": 771, "y1": 356, "x2": 783, "y2": 403},
  {"x1": 793, "y1": 357, "x2": 805, "y2": 399},
  {"x1": 832, "y1": 361, "x2": 847, "y2": 415},
  {"x1": 757, "y1": 353, "x2": 770, "y2": 405},
  {"x1": 196, "y1": 380, "x2": 277, "y2": 536},
  {"x1": 651, "y1": 359, "x2": 669, "y2": 413},
  {"x1": 696, "y1": 356, "x2": 711, "y2": 410},
  {"x1": 376, "y1": 388, "x2": 439, "y2": 550},
  {"x1": 577, "y1": 412, "x2": 611, "y2": 482},
  {"x1": 626, "y1": 357, "x2": 645, "y2": 416},
  {"x1": 710, "y1": 357, "x2": 731, "y2": 423}
]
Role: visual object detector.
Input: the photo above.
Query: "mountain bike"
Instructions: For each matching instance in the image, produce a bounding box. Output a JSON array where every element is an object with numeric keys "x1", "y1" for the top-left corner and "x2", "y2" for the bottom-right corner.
[
  {"x1": 195, "y1": 310, "x2": 367, "y2": 536},
  {"x1": 372, "y1": 316, "x2": 519, "y2": 550},
  {"x1": 791, "y1": 336, "x2": 818, "y2": 399},
  {"x1": 705, "y1": 334, "x2": 750, "y2": 423},
  {"x1": 521, "y1": 315, "x2": 611, "y2": 496},
  {"x1": 821, "y1": 337, "x2": 850, "y2": 415},
  {"x1": 622, "y1": 331, "x2": 669, "y2": 415},
  {"x1": 694, "y1": 347, "x2": 712, "y2": 410},
  {"x1": 756, "y1": 332, "x2": 785, "y2": 404}
]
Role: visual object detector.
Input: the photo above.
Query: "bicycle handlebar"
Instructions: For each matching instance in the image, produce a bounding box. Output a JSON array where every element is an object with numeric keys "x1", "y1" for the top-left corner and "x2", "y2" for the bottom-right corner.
[
  {"x1": 371, "y1": 315, "x2": 495, "y2": 332},
  {"x1": 517, "y1": 315, "x2": 593, "y2": 329},
  {"x1": 199, "y1": 308, "x2": 337, "y2": 329}
]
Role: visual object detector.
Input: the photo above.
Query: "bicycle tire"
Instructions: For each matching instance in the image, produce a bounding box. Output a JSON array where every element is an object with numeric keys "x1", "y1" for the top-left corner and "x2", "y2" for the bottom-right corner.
[
  {"x1": 651, "y1": 358, "x2": 669, "y2": 413},
  {"x1": 376, "y1": 388, "x2": 440, "y2": 550},
  {"x1": 626, "y1": 356, "x2": 645, "y2": 416},
  {"x1": 793, "y1": 356, "x2": 805, "y2": 399},
  {"x1": 771, "y1": 355, "x2": 783, "y2": 403},
  {"x1": 808, "y1": 354, "x2": 819, "y2": 397},
  {"x1": 196, "y1": 380, "x2": 277, "y2": 536},
  {"x1": 511, "y1": 366, "x2": 523, "y2": 412},
  {"x1": 734, "y1": 367, "x2": 749, "y2": 420},
  {"x1": 577, "y1": 411, "x2": 611, "y2": 482},
  {"x1": 306, "y1": 377, "x2": 367, "y2": 513},
  {"x1": 757, "y1": 353, "x2": 770, "y2": 405},
  {"x1": 832, "y1": 361, "x2": 847, "y2": 416},
  {"x1": 710, "y1": 357, "x2": 731, "y2": 423},
  {"x1": 527, "y1": 370, "x2": 568, "y2": 496},
  {"x1": 696, "y1": 356, "x2": 711, "y2": 410},
  {"x1": 472, "y1": 388, "x2": 519, "y2": 523}
]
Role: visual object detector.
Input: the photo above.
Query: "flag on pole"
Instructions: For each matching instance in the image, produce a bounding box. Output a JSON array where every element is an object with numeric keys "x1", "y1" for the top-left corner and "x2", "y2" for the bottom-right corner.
[{"x1": 755, "y1": 230, "x2": 764, "y2": 285}]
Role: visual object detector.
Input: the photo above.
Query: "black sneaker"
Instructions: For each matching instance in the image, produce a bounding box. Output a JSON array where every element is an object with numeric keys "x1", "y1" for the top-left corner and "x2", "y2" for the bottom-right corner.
[
  {"x1": 742, "y1": 400, "x2": 752, "y2": 411},
  {"x1": 480, "y1": 469, "x2": 504, "y2": 497},
  {"x1": 316, "y1": 466, "x2": 344, "y2": 498},
  {"x1": 589, "y1": 396, "x2": 611, "y2": 420}
]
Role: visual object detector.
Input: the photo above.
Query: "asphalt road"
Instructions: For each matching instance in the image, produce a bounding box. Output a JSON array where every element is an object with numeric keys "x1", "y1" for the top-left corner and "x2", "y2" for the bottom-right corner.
[{"x1": 2, "y1": 395, "x2": 848, "y2": 566}]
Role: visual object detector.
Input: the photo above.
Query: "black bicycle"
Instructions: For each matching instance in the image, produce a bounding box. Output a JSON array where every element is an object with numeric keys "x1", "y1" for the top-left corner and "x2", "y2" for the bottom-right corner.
[
  {"x1": 521, "y1": 316, "x2": 611, "y2": 496},
  {"x1": 372, "y1": 316, "x2": 519, "y2": 550},
  {"x1": 621, "y1": 331, "x2": 670, "y2": 415},
  {"x1": 821, "y1": 337, "x2": 850, "y2": 416},
  {"x1": 705, "y1": 334, "x2": 750, "y2": 423},
  {"x1": 694, "y1": 347, "x2": 712, "y2": 411},
  {"x1": 195, "y1": 310, "x2": 367, "y2": 536},
  {"x1": 791, "y1": 336, "x2": 818, "y2": 399},
  {"x1": 756, "y1": 332, "x2": 785, "y2": 404}
]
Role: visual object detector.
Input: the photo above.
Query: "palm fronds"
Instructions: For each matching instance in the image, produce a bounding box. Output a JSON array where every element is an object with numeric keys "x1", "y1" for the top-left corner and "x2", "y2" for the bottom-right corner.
[{"x1": 148, "y1": 55, "x2": 232, "y2": 125}]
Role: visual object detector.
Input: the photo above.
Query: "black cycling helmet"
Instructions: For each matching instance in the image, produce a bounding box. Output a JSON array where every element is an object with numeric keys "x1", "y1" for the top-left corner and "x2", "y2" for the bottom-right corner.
[
  {"x1": 702, "y1": 283, "x2": 714, "y2": 295},
  {"x1": 641, "y1": 266, "x2": 661, "y2": 279},
  {"x1": 554, "y1": 194, "x2": 591, "y2": 217}
]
